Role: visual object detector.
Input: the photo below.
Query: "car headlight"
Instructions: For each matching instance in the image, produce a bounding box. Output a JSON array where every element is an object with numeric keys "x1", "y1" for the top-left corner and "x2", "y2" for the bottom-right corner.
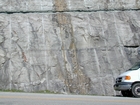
[{"x1": 124, "y1": 76, "x2": 131, "y2": 80}]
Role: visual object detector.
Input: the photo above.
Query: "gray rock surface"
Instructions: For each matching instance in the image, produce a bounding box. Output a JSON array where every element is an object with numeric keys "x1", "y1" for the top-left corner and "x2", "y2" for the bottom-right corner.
[
  {"x1": 0, "y1": 0, "x2": 140, "y2": 96},
  {"x1": 0, "y1": 0, "x2": 140, "y2": 12}
]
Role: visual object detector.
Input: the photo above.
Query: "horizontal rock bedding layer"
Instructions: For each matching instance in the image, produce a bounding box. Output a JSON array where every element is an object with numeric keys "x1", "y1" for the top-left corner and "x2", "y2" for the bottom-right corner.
[{"x1": 0, "y1": 0, "x2": 140, "y2": 12}]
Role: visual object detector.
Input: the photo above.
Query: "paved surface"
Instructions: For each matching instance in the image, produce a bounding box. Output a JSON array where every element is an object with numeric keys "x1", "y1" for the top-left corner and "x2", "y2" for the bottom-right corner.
[{"x1": 0, "y1": 92, "x2": 140, "y2": 105}]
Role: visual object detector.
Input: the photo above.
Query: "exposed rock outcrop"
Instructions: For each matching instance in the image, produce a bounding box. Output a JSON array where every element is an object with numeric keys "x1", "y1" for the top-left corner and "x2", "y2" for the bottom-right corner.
[{"x1": 0, "y1": 0, "x2": 140, "y2": 96}]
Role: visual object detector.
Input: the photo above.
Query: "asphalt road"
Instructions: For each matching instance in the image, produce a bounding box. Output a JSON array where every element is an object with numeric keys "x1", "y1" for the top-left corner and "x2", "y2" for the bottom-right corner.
[{"x1": 0, "y1": 92, "x2": 140, "y2": 105}]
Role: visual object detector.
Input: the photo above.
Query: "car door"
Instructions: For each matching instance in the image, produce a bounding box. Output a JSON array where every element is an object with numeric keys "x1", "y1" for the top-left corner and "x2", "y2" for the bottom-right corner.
[{"x1": 138, "y1": 68, "x2": 140, "y2": 81}]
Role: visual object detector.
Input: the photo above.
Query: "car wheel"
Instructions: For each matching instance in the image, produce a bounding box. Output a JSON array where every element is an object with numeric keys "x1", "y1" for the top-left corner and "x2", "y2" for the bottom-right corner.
[
  {"x1": 121, "y1": 90, "x2": 133, "y2": 97},
  {"x1": 132, "y1": 83, "x2": 140, "y2": 97}
]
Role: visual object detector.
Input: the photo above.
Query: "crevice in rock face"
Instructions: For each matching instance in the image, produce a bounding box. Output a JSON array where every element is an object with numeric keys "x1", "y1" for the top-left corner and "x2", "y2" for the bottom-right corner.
[
  {"x1": 124, "y1": 45, "x2": 139, "y2": 48},
  {"x1": 0, "y1": 8, "x2": 140, "y2": 14}
]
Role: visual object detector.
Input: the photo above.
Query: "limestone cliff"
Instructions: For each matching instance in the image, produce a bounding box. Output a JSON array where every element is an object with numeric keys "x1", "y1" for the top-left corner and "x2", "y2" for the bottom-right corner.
[{"x1": 0, "y1": 0, "x2": 140, "y2": 96}]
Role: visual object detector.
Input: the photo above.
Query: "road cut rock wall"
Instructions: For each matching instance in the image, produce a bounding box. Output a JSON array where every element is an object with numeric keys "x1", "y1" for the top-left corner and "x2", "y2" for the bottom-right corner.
[{"x1": 0, "y1": 0, "x2": 140, "y2": 95}]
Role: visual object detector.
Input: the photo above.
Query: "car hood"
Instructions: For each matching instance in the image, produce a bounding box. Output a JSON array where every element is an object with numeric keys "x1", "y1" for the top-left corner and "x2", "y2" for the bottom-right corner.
[{"x1": 118, "y1": 70, "x2": 140, "y2": 82}]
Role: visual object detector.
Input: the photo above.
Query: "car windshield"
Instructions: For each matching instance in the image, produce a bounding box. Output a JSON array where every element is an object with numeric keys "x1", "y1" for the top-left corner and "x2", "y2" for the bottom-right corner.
[{"x1": 127, "y1": 62, "x2": 140, "y2": 71}]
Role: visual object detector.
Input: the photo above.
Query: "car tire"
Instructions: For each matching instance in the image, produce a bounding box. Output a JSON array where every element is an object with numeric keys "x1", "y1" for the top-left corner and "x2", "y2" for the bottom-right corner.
[
  {"x1": 132, "y1": 83, "x2": 140, "y2": 97},
  {"x1": 121, "y1": 90, "x2": 133, "y2": 97}
]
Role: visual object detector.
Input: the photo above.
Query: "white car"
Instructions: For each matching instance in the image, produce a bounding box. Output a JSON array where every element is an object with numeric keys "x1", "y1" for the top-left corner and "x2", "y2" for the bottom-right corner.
[{"x1": 114, "y1": 62, "x2": 140, "y2": 97}]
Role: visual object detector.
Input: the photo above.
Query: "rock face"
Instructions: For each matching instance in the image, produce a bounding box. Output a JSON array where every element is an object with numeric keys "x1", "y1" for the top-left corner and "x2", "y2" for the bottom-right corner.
[
  {"x1": 0, "y1": 0, "x2": 140, "y2": 12},
  {"x1": 0, "y1": 0, "x2": 140, "y2": 96}
]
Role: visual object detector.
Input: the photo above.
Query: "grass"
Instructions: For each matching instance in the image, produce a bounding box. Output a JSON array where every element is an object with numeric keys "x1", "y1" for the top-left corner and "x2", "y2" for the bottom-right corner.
[
  {"x1": 32, "y1": 90, "x2": 57, "y2": 94},
  {"x1": 0, "y1": 89, "x2": 24, "y2": 92},
  {"x1": 0, "y1": 89, "x2": 56, "y2": 94}
]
